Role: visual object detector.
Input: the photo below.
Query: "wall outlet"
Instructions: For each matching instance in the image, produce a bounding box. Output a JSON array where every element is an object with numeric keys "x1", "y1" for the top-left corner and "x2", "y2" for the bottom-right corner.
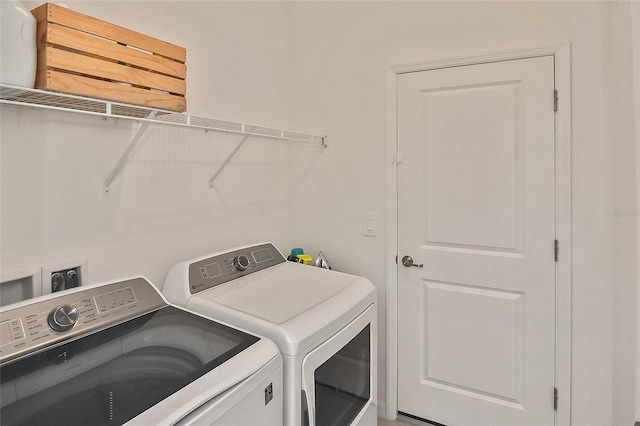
[{"x1": 42, "y1": 258, "x2": 88, "y2": 295}]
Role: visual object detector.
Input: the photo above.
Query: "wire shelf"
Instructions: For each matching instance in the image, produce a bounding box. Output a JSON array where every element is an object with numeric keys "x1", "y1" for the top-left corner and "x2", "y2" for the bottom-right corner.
[
  {"x1": 1, "y1": 84, "x2": 326, "y2": 192},
  {"x1": 0, "y1": 84, "x2": 325, "y2": 144}
]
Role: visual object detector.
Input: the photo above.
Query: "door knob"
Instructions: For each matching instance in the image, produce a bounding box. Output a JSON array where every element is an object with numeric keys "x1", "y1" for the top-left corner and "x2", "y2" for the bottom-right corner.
[{"x1": 402, "y1": 255, "x2": 423, "y2": 268}]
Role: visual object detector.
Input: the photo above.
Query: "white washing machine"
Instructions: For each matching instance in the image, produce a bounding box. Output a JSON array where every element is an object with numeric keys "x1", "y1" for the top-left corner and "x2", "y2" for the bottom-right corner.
[
  {"x1": 162, "y1": 242, "x2": 377, "y2": 426},
  {"x1": 0, "y1": 277, "x2": 283, "y2": 425}
]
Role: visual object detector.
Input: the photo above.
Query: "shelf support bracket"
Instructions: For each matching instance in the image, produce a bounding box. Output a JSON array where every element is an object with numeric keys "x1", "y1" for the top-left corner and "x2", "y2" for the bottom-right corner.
[
  {"x1": 103, "y1": 111, "x2": 157, "y2": 194},
  {"x1": 208, "y1": 127, "x2": 254, "y2": 188}
]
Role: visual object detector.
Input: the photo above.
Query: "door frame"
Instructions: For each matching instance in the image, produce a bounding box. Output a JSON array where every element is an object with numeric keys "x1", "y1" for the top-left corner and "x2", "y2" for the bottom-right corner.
[{"x1": 385, "y1": 43, "x2": 572, "y2": 425}]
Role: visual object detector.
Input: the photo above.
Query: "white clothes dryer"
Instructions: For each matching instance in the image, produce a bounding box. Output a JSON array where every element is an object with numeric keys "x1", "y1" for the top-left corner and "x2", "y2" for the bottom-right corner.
[
  {"x1": 0, "y1": 277, "x2": 283, "y2": 426},
  {"x1": 162, "y1": 242, "x2": 377, "y2": 426}
]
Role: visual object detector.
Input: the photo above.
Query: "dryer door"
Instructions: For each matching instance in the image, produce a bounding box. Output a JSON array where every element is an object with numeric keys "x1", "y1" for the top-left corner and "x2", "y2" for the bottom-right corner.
[{"x1": 301, "y1": 305, "x2": 375, "y2": 426}]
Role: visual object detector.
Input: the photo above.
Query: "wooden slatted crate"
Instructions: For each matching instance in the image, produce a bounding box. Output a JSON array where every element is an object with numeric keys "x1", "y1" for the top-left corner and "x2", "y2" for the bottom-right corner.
[{"x1": 31, "y1": 3, "x2": 186, "y2": 112}]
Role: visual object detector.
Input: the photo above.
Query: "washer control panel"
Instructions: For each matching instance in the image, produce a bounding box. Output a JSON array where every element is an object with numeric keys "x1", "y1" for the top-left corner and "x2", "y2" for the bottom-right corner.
[
  {"x1": 188, "y1": 243, "x2": 286, "y2": 294},
  {"x1": 0, "y1": 278, "x2": 166, "y2": 364}
]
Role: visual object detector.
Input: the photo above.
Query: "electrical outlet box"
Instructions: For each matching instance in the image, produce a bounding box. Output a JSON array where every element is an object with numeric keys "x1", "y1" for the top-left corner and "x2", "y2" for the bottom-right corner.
[{"x1": 42, "y1": 258, "x2": 88, "y2": 295}]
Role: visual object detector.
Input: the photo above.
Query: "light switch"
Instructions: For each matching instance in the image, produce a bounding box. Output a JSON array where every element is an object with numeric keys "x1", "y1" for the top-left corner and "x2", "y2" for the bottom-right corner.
[{"x1": 363, "y1": 213, "x2": 377, "y2": 237}]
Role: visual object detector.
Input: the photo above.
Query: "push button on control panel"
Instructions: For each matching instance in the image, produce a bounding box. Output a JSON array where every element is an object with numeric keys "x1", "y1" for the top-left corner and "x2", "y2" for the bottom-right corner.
[{"x1": 47, "y1": 305, "x2": 79, "y2": 332}]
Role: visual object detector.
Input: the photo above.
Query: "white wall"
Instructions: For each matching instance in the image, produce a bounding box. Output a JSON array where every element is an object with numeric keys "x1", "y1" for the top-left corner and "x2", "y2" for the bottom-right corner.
[
  {"x1": 1, "y1": 1, "x2": 637, "y2": 425},
  {"x1": 1, "y1": 0, "x2": 300, "y2": 288},
  {"x1": 633, "y1": 1, "x2": 640, "y2": 421},
  {"x1": 286, "y1": 2, "x2": 637, "y2": 425},
  {"x1": 607, "y1": 4, "x2": 639, "y2": 426}
]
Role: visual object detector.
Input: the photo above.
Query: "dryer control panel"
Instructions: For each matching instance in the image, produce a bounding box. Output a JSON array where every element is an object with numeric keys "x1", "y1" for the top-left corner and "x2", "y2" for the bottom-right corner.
[
  {"x1": 188, "y1": 243, "x2": 286, "y2": 294},
  {"x1": 0, "y1": 278, "x2": 166, "y2": 364}
]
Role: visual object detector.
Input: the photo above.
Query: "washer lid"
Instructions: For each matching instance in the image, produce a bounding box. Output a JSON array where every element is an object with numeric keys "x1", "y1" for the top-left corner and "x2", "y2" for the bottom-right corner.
[
  {"x1": 208, "y1": 262, "x2": 357, "y2": 324},
  {"x1": 0, "y1": 305, "x2": 270, "y2": 426}
]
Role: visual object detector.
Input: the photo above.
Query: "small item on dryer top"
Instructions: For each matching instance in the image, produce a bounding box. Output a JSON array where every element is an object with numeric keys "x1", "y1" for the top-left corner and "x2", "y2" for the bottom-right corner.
[
  {"x1": 313, "y1": 251, "x2": 332, "y2": 270},
  {"x1": 295, "y1": 254, "x2": 312, "y2": 265},
  {"x1": 287, "y1": 247, "x2": 304, "y2": 262},
  {"x1": 287, "y1": 247, "x2": 312, "y2": 265}
]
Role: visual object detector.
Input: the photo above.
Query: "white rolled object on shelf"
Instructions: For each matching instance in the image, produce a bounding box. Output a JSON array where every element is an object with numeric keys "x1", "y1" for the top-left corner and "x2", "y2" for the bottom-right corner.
[{"x1": 0, "y1": 0, "x2": 37, "y2": 88}]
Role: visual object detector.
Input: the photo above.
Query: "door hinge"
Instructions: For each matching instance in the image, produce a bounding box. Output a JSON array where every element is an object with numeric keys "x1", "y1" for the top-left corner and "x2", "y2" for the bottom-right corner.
[
  {"x1": 553, "y1": 89, "x2": 559, "y2": 112},
  {"x1": 554, "y1": 239, "x2": 559, "y2": 262},
  {"x1": 554, "y1": 387, "x2": 558, "y2": 411},
  {"x1": 393, "y1": 152, "x2": 403, "y2": 164}
]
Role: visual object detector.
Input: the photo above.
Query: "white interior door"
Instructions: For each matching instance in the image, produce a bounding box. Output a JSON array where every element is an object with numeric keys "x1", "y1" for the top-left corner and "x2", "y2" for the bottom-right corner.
[{"x1": 397, "y1": 56, "x2": 556, "y2": 426}]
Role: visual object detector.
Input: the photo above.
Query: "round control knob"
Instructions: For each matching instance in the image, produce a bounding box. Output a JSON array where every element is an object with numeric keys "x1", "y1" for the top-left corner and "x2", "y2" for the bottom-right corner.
[
  {"x1": 48, "y1": 305, "x2": 79, "y2": 332},
  {"x1": 233, "y1": 255, "x2": 250, "y2": 271}
]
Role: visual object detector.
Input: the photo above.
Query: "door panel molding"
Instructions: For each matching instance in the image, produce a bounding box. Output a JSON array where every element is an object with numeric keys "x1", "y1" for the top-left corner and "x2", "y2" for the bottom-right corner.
[{"x1": 385, "y1": 43, "x2": 571, "y2": 425}]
